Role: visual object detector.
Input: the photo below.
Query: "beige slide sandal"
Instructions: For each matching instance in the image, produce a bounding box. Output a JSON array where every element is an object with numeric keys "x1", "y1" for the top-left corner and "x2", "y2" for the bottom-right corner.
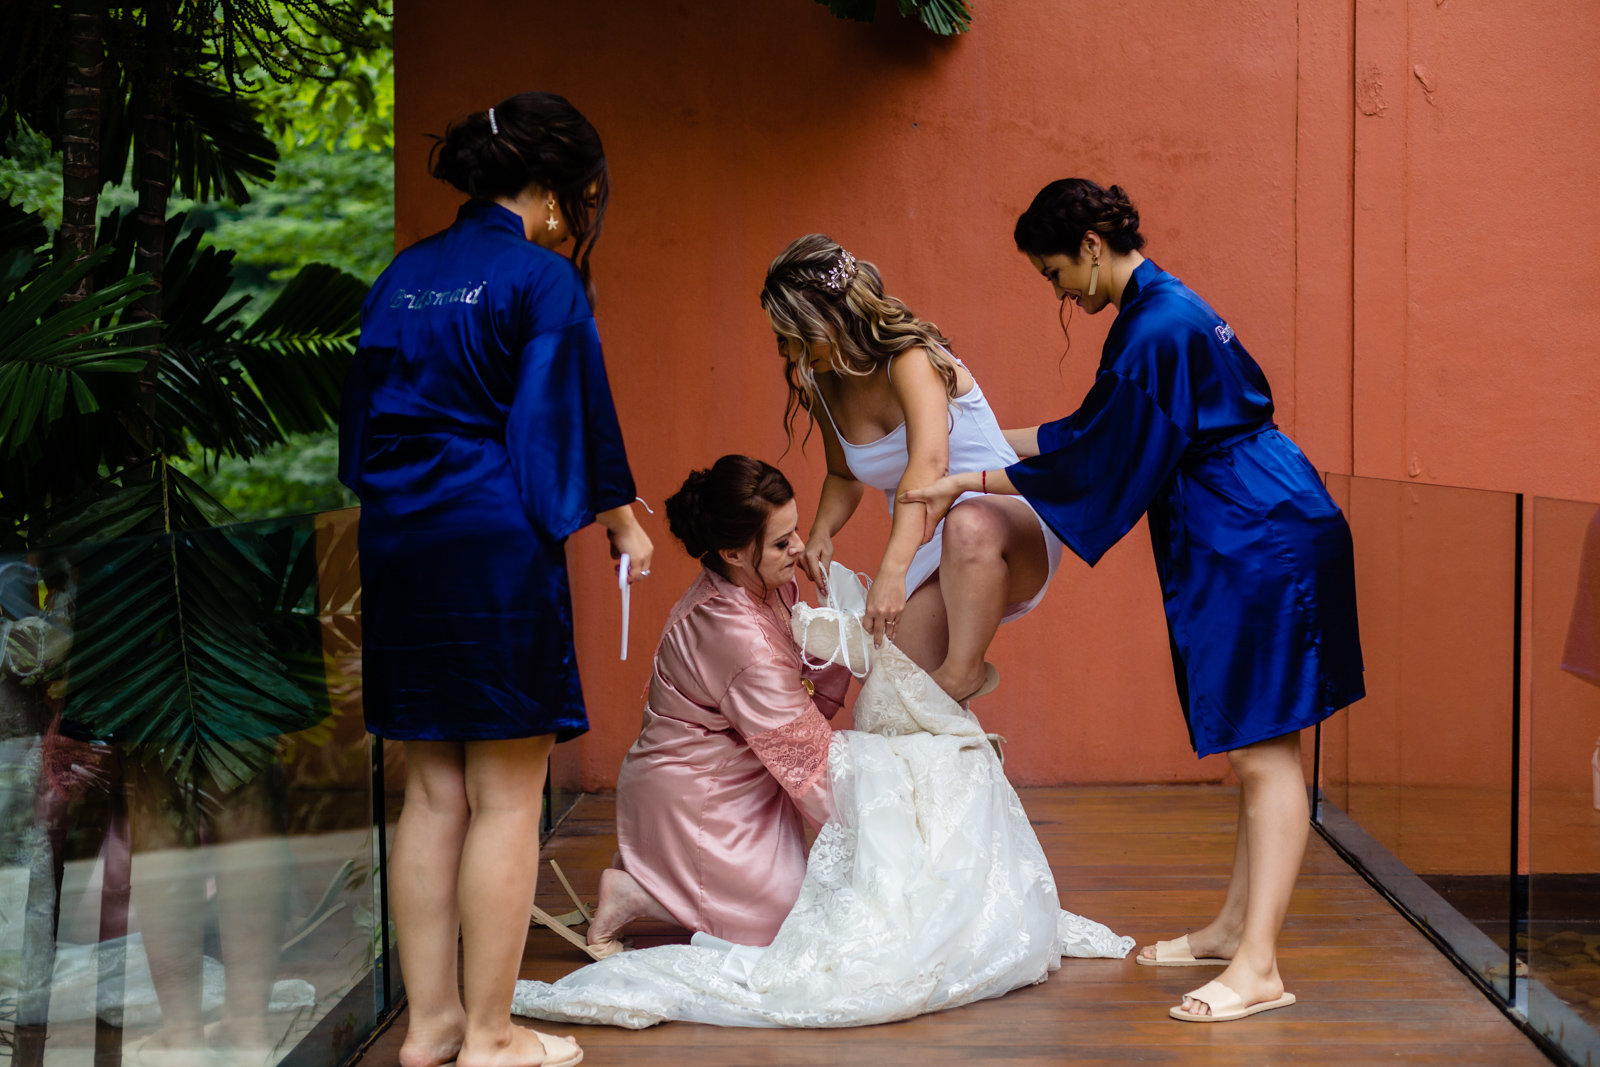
[
  {"x1": 530, "y1": 1030, "x2": 584, "y2": 1067},
  {"x1": 959, "y1": 662, "x2": 1000, "y2": 704},
  {"x1": 1135, "y1": 933, "x2": 1228, "y2": 967},
  {"x1": 1169, "y1": 979, "x2": 1296, "y2": 1023}
]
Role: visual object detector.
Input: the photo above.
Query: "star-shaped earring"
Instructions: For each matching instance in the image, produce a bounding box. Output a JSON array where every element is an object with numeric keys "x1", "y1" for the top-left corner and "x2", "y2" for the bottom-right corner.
[{"x1": 546, "y1": 215, "x2": 559, "y2": 231}]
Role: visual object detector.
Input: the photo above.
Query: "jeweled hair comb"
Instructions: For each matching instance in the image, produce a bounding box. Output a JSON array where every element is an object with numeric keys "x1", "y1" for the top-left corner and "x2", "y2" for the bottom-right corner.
[{"x1": 823, "y1": 249, "x2": 859, "y2": 292}]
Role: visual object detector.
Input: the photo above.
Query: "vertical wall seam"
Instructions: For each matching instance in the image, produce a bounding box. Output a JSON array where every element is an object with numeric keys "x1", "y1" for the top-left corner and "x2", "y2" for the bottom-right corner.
[
  {"x1": 1292, "y1": 0, "x2": 1301, "y2": 440},
  {"x1": 1348, "y1": 0, "x2": 1358, "y2": 476},
  {"x1": 1401, "y1": 0, "x2": 1412, "y2": 479}
]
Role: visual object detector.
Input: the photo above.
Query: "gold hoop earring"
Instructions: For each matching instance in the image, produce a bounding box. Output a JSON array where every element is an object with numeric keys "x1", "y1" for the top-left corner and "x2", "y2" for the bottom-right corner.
[
  {"x1": 545, "y1": 194, "x2": 559, "y2": 232},
  {"x1": 1088, "y1": 252, "x2": 1100, "y2": 297}
]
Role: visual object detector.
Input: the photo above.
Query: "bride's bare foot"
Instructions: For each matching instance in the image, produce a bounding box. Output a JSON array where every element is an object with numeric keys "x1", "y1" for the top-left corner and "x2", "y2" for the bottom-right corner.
[
  {"x1": 589, "y1": 867, "x2": 672, "y2": 944},
  {"x1": 457, "y1": 1024, "x2": 577, "y2": 1067},
  {"x1": 397, "y1": 1016, "x2": 465, "y2": 1067},
  {"x1": 929, "y1": 662, "x2": 988, "y2": 704}
]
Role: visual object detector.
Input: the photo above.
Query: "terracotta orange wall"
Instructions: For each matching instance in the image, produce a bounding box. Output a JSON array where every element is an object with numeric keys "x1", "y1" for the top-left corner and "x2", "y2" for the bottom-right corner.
[{"x1": 392, "y1": 0, "x2": 1600, "y2": 789}]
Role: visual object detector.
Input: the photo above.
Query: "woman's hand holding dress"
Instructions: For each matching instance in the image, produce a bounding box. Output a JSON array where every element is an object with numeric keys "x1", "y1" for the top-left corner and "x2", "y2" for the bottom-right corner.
[
  {"x1": 863, "y1": 571, "x2": 907, "y2": 648},
  {"x1": 802, "y1": 531, "x2": 834, "y2": 595}
]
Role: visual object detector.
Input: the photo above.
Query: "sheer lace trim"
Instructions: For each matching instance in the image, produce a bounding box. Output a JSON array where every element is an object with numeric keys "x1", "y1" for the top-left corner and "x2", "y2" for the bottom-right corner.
[{"x1": 747, "y1": 708, "x2": 833, "y2": 800}]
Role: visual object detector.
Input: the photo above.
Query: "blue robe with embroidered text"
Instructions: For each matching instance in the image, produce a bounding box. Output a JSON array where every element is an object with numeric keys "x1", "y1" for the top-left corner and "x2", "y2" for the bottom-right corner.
[
  {"x1": 339, "y1": 200, "x2": 635, "y2": 741},
  {"x1": 1007, "y1": 260, "x2": 1363, "y2": 756}
]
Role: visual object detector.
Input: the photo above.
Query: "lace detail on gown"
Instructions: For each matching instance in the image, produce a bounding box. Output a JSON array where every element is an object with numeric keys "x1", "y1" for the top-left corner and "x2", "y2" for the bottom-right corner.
[
  {"x1": 512, "y1": 591, "x2": 1134, "y2": 1029},
  {"x1": 746, "y1": 707, "x2": 833, "y2": 800}
]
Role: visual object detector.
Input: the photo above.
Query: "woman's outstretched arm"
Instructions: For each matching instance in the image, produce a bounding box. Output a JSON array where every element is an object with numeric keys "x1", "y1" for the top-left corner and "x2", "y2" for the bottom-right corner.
[
  {"x1": 864, "y1": 348, "x2": 953, "y2": 644},
  {"x1": 803, "y1": 406, "x2": 865, "y2": 595},
  {"x1": 1004, "y1": 426, "x2": 1043, "y2": 458},
  {"x1": 900, "y1": 468, "x2": 1019, "y2": 543}
]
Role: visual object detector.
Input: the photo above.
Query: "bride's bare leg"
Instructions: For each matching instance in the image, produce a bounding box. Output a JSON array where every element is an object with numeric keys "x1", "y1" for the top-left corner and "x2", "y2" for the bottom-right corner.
[
  {"x1": 928, "y1": 498, "x2": 1049, "y2": 701},
  {"x1": 588, "y1": 868, "x2": 675, "y2": 944},
  {"x1": 891, "y1": 574, "x2": 949, "y2": 675}
]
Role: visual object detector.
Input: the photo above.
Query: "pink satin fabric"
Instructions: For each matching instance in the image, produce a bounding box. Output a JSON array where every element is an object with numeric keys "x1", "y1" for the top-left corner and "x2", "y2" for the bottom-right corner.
[{"x1": 615, "y1": 568, "x2": 849, "y2": 946}]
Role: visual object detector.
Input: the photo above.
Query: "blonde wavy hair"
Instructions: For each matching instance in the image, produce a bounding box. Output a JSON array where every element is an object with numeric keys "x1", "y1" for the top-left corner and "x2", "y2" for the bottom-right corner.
[{"x1": 760, "y1": 234, "x2": 959, "y2": 448}]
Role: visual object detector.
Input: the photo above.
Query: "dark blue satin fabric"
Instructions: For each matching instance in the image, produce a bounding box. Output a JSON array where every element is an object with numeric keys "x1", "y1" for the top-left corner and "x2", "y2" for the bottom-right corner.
[
  {"x1": 1009, "y1": 260, "x2": 1364, "y2": 756},
  {"x1": 339, "y1": 200, "x2": 635, "y2": 741}
]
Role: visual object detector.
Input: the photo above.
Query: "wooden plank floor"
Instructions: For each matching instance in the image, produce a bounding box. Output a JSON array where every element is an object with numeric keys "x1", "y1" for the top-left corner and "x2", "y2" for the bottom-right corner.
[{"x1": 356, "y1": 786, "x2": 1554, "y2": 1066}]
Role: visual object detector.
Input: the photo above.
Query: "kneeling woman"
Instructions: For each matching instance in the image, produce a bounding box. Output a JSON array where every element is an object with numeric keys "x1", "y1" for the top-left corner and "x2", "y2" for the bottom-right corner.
[{"x1": 586, "y1": 455, "x2": 849, "y2": 949}]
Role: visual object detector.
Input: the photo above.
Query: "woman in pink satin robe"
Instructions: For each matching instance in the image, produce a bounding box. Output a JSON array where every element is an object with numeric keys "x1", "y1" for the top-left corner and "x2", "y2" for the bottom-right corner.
[{"x1": 588, "y1": 456, "x2": 849, "y2": 948}]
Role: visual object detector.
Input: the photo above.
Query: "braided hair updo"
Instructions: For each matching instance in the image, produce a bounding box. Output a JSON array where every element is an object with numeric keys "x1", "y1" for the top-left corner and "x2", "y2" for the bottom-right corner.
[
  {"x1": 428, "y1": 91, "x2": 609, "y2": 300},
  {"x1": 761, "y1": 233, "x2": 960, "y2": 450},
  {"x1": 1013, "y1": 178, "x2": 1146, "y2": 261},
  {"x1": 665, "y1": 455, "x2": 794, "y2": 581}
]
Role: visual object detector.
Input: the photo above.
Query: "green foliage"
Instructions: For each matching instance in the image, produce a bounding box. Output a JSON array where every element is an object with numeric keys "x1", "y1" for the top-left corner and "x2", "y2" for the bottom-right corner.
[
  {"x1": 0, "y1": 247, "x2": 152, "y2": 454},
  {"x1": 64, "y1": 516, "x2": 330, "y2": 791},
  {"x1": 177, "y1": 431, "x2": 352, "y2": 523},
  {"x1": 253, "y1": 5, "x2": 394, "y2": 153},
  {"x1": 0, "y1": 200, "x2": 367, "y2": 550},
  {"x1": 815, "y1": 0, "x2": 973, "y2": 35},
  {"x1": 187, "y1": 144, "x2": 393, "y2": 292},
  {"x1": 99, "y1": 67, "x2": 281, "y2": 204}
]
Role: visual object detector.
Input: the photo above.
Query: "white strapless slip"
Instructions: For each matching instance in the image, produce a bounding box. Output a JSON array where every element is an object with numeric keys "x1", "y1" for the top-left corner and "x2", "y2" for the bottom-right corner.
[
  {"x1": 510, "y1": 578, "x2": 1133, "y2": 1030},
  {"x1": 815, "y1": 362, "x2": 1065, "y2": 623}
]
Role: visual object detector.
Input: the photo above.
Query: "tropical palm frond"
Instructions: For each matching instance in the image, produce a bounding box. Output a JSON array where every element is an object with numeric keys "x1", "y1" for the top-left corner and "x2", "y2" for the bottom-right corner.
[
  {"x1": 0, "y1": 248, "x2": 153, "y2": 456},
  {"x1": 899, "y1": 0, "x2": 971, "y2": 35},
  {"x1": 817, "y1": 0, "x2": 972, "y2": 35},
  {"x1": 101, "y1": 67, "x2": 279, "y2": 204},
  {"x1": 815, "y1": 0, "x2": 878, "y2": 23},
  {"x1": 63, "y1": 514, "x2": 330, "y2": 790},
  {"x1": 39, "y1": 463, "x2": 237, "y2": 548},
  {"x1": 0, "y1": 199, "x2": 49, "y2": 256},
  {"x1": 233, "y1": 262, "x2": 364, "y2": 437}
]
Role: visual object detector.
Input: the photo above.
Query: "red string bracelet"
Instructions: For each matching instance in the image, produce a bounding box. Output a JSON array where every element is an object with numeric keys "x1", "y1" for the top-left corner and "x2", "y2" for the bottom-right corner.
[{"x1": 982, "y1": 470, "x2": 988, "y2": 494}]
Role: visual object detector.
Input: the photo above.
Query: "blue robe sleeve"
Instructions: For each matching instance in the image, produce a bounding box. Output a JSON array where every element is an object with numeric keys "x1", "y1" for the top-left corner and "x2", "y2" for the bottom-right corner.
[
  {"x1": 1007, "y1": 371, "x2": 1191, "y2": 567},
  {"x1": 505, "y1": 316, "x2": 637, "y2": 543}
]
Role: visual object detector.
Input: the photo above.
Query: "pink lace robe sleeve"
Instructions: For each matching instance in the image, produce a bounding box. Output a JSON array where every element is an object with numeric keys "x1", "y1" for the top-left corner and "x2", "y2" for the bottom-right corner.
[{"x1": 721, "y1": 647, "x2": 837, "y2": 827}]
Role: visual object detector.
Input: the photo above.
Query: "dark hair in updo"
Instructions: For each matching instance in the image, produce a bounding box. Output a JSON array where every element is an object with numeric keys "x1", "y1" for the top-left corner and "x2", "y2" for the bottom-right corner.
[
  {"x1": 1014, "y1": 178, "x2": 1146, "y2": 260},
  {"x1": 428, "y1": 91, "x2": 610, "y2": 300},
  {"x1": 665, "y1": 456, "x2": 794, "y2": 581}
]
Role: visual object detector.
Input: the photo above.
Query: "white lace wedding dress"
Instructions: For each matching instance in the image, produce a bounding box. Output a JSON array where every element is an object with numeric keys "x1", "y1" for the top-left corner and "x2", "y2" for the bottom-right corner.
[{"x1": 511, "y1": 575, "x2": 1134, "y2": 1029}]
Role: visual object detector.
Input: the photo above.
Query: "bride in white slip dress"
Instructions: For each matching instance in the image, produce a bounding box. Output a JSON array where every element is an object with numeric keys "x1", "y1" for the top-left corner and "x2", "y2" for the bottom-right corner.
[
  {"x1": 510, "y1": 566, "x2": 1132, "y2": 1029},
  {"x1": 761, "y1": 234, "x2": 1063, "y2": 703}
]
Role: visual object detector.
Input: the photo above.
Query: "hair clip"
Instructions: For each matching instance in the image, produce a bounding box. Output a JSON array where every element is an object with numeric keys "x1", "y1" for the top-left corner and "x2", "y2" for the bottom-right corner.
[
  {"x1": 488, "y1": 107, "x2": 499, "y2": 135},
  {"x1": 823, "y1": 249, "x2": 858, "y2": 292}
]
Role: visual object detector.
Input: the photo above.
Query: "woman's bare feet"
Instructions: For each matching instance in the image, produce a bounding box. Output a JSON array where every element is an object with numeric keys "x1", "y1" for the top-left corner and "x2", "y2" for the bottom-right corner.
[
  {"x1": 1179, "y1": 956, "x2": 1285, "y2": 1016},
  {"x1": 397, "y1": 1016, "x2": 465, "y2": 1067},
  {"x1": 131, "y1": 1027, "x2": 212, "y2": 1067},
  {"x1": 457, "y1": 1024, "x2": 578, "y2": 1067},
  {"x1": 589, "y1": 867, "x2": 673, "y2": 944},
  {"x1": 1136, "y1": 921, "x2": 1240, "y2": 963}
]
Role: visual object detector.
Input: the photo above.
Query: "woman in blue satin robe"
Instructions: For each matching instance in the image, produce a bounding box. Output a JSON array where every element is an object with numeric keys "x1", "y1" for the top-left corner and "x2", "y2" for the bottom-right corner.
[
  {"x1": 338, "y1": 92, "x2": 650, "y2": 1067},
  {"x1": 905, "y1": 179, "x2": 1362, "y2": 1026}
]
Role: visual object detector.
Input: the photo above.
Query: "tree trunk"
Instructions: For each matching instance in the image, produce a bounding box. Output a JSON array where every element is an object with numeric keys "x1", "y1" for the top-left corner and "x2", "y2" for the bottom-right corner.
[
  {"x1": 57, "y1": 0, "x2": 105, "y2": 296},
  {"x1": 130, "y1": 0, "x2": 171, "y2": 444}
]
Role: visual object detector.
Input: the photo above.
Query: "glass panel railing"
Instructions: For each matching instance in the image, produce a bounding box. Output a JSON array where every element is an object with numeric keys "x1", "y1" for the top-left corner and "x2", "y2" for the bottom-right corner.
[
  {"x1": 1526, "y1": 496, "x2": 1600, "y2": 1064},
  {"x1": 0, "y1": 507, "x2": 394, "y2": 1067},
  {"x1": 1319, "y1": 474, "x2": 1520, "y2": 1000}
]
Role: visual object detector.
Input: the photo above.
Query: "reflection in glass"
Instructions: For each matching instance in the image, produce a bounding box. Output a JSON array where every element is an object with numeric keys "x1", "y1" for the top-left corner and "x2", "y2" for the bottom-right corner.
[
  {"x1": 0, "y1": 509, "x2": 386, "y2": 1067},
  {"x1": 1319, "y1": 475, "x2": 1518, "y2": 996},
  {"x1": 1528, "y1": 498, "x2": 1600, "y2": 1059}
]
